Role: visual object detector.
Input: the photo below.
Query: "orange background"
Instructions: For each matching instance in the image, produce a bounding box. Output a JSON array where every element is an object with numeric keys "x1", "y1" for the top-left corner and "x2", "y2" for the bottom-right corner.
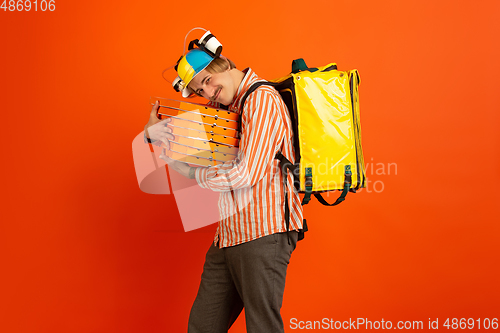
[{"x1": 1, "y1": 0, "x2": 499, "y2": 332}]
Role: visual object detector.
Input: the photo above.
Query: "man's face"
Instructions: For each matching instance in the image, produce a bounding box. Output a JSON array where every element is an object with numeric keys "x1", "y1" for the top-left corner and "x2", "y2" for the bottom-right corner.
[{"x1": 188, "y1": 68, "x2": 236, "y2": 105}]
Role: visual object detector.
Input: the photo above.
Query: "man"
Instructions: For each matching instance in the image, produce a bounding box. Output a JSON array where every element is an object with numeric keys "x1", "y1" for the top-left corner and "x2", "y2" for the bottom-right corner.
[{"x1": 145, "y1": 42, "x2": 304, "y2": 332}]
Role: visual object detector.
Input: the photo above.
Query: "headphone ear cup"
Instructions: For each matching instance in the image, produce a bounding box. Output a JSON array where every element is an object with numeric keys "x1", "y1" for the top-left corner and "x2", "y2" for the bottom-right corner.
[
  {"x1": 199, "y1": 31, "x2": 223, "y2": 58},
  {"x1": 172, "y1": 76, "x2": 184, "y2": 92},
  {"x1": 212, "y1": 45, "x2": 222, "y2": 58}
]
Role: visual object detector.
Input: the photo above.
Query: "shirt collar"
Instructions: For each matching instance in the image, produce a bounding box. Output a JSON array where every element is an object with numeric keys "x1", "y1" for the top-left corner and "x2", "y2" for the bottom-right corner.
[{"x1": 228, "y1": 68, "x2": 264, "y2": 113}]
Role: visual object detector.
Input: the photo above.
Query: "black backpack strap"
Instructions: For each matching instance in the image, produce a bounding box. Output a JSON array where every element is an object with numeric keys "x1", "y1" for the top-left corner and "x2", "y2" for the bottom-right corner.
[
  {"x1": 276, "y1": 151, "x2": 307, "y2": 242},
  {"x1": 313, "y1": 165, "x2": 352, "y2": 206},
  {"x1": 276, "y1": 151, "x2": 291, "y2": 244},
  {"x1": 275, "y1": 151, "x2": 298, "y2": 174},
  {"x1": 240, "y1": 81, "x2": 278, "y2": 109}
]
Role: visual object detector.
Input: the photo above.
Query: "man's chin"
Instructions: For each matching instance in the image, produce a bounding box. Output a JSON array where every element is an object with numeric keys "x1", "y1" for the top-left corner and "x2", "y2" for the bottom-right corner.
[{"x1": 219, "y1": 97, "x2": 233, "y2": 106}]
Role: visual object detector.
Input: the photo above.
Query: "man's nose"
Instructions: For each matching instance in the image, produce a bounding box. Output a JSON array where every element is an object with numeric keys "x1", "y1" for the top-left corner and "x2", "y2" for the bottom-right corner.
[{"x1": 204, "y1": 85, "x2": 216, "y2": 98}]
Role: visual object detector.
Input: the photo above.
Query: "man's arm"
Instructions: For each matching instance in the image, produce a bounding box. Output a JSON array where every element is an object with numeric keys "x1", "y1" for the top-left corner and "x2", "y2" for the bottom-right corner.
[
  {"x1": 195, "y1": 88, "x2": 285, "y2": 192},
  {"x1": 188, "y1": 167, "x2": 197, "y2": 179}
]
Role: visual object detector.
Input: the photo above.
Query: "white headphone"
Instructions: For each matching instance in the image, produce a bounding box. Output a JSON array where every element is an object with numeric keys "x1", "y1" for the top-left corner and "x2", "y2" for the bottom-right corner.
[
  {"x1": 187, "y1": 29, "x2": 223, "y2": 58},
  {"x1": 163, "y1": 28, "x2": 224, "y2": 96}
]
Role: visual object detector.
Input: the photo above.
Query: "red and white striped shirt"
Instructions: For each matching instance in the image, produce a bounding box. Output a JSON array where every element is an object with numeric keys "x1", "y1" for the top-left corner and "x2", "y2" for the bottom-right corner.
[{"x1": 195, "y1": 68, "x2": 303, "y2": 248}]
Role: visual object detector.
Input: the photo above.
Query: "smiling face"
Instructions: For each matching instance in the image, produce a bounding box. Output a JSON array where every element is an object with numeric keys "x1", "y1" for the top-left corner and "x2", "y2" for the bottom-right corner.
[
  {"x1": 181, "y1": 56, "x2": 244, "y2": 105},
  {"x1": 188, "y1": 67, "x2": 238, "y2": 105}
]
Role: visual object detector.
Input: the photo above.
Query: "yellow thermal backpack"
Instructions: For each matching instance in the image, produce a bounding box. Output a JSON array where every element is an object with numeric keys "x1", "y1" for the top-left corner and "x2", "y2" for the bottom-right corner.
[{"x1": 241, "y1": 59, "x2": 366, "y2": 235}]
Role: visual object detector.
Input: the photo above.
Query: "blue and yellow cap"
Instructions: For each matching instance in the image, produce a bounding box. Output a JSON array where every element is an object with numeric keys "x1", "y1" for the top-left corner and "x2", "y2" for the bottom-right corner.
[{"x1": 174, "y1": 49, "x2": 215, "y2": 97}]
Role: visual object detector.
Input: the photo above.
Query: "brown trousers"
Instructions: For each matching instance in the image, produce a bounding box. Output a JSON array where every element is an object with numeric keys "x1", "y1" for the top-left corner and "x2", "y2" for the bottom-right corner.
[{"x1": 188, "y1": 231, "x2": 298, "y2": 333}]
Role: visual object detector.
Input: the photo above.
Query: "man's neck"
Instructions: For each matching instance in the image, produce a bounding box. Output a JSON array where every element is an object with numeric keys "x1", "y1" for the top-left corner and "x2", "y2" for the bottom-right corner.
[{"x1": 229, "y1": 69, "x2": 245, "y2": 93}]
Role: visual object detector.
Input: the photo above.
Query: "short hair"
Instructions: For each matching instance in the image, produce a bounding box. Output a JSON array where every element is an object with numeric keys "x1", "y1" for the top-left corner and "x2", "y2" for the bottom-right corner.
[
  {"x1": 205, "y1": 57, "x2": 236, "y2": 74},
  {"x1": 189, "y1": 57, "x2": 237, "y2": 97}
]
